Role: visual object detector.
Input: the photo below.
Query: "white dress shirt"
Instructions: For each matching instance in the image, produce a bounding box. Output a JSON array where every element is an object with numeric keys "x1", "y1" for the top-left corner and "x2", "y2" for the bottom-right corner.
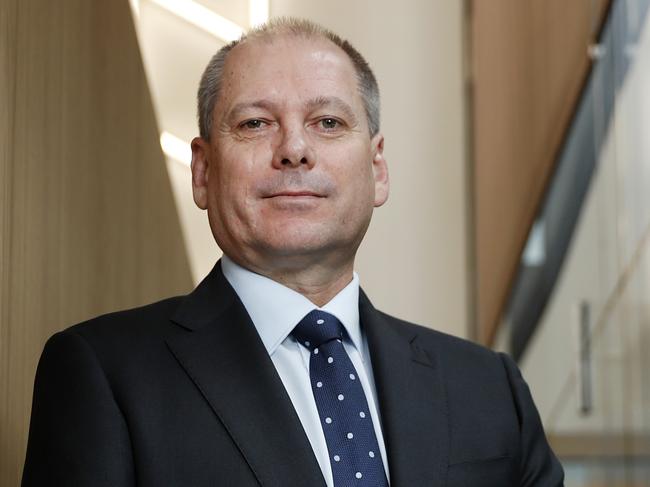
[{"x1": 221, "y1": 256, "x2": 390, "y2": 487}]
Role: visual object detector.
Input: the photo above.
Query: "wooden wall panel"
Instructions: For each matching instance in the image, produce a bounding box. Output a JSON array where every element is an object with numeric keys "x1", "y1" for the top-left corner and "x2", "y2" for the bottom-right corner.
[
  {"x1": 0, "y1": 1, "x2": 194, "y2": 484},
  {"x1": 471, "y1": 0, "x2": 611, "y2": 345},
  {"x1": 1, "y1": 0, "x2": 20, "y2": 483}
]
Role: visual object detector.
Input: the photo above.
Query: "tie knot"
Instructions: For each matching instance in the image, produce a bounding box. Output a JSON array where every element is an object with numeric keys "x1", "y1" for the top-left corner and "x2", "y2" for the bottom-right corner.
[{"x1": 292, "y1": 310, "x2": 343, "y2": 350}]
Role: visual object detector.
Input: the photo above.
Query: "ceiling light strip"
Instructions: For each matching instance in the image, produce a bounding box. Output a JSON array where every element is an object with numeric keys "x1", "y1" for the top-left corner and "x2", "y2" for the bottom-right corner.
[
  {"x1": 129, "y1": 0, "x2": 140, "y2": 18},
  {"x1": 160, "y1": 131, "x2": 192, "y2": 167},
  {"x1": 249, "y1": 0, "x2": 269, "y2": 28},
  {"x1": 150, "y1": 0, "x2": 244, "y2": 42}
]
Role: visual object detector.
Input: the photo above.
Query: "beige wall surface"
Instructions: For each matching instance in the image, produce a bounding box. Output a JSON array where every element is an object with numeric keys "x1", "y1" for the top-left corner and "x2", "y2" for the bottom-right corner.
[
  {"x1": 522, "y1": 4, "x2": 650, "y2": 467},
  {"x1": 270, "y1": 0, "x2": 470, "y2": 338},
  {"x1": 133, "y1": 0, "x2": 224, "y2": 283},
  {"x1": 0, "y1": 0, "x2": 193, "y2": 484}
]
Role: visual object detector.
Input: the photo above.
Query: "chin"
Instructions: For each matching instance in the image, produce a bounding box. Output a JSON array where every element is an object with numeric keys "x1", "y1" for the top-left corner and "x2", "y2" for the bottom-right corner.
[
  {"x1": 264, "y1": 236, "x2": 333, "y2": 255},
  {"x1": 262, "y1": 213, "x2": 369, "y2": 250},
  {"x1": 256, "y1": 231, "x2": 339, "y2": 257}
]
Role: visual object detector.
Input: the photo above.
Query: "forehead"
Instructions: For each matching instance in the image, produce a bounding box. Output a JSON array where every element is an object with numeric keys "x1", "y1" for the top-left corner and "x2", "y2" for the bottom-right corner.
[{"x1": 216, "y1": 35, "x2": 363, "y2": 114}]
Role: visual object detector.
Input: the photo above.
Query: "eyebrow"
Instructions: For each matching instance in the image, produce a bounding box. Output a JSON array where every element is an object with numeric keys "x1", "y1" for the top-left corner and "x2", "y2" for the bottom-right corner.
[
  {"x1": 225, "y1": 100, "x2": 276, "y2": 123},
  {"x1": 225, "y1": 96, "x2": 359, "y2": 125},
  {"x1": 304, "y1": 96, "x2": 359, "y2": 125}
]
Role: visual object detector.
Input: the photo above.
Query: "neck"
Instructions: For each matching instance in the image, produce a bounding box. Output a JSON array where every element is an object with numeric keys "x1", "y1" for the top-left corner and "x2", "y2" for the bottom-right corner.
[
  {"x1": 269, "y1": 265, "x2": 354, "y2": 307},
  {"x1": 227, "y1": 254, "x2": 355, "y2": 307}
]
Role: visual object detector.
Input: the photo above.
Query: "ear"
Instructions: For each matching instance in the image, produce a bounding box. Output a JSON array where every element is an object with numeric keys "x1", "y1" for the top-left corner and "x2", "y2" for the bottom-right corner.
[
  {"x1": 370, "y1": 133, "x2": 389, "y2": 207},
  {"x1": 191, "y1": 137, "x2": 211, "y2": 210}
]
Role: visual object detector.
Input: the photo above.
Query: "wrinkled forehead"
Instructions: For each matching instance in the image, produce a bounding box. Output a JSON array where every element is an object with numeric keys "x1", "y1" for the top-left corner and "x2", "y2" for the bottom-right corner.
[
  {"x1": 226, "y1": 33, "x2": 356, "y2": 78},
  {"x1": 215, "y1": 34, "x2": 363, "y2": 114}
]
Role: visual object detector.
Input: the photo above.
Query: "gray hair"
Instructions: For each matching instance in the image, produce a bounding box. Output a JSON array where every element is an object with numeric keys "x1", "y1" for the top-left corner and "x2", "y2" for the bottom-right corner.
[{"x1": 197, "y1": 17, "x2": 380, "y2": 140}]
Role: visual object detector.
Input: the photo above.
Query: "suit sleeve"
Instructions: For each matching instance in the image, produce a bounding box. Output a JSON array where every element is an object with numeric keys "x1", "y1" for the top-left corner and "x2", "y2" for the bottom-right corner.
[
  {"x1": 22, "y1": 330, "x2": 135, "y2": 487},
  {"x1": 499, "y1": 353, "x2": 564, "y2": 487}
]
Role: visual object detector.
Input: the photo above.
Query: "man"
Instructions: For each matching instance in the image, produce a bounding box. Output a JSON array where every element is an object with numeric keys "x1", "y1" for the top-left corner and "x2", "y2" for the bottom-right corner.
[{"x1": 23, "y1": 18, "x2": 563, "y2": 487}]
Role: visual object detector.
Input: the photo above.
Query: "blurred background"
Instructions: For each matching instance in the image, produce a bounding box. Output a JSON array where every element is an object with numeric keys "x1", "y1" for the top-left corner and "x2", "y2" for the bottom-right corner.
[{"x1": 1, "y1": 0, "x2": 649, "y2": 485}]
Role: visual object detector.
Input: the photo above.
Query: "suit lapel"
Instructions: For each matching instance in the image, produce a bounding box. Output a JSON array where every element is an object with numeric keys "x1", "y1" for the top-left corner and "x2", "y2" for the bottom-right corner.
[
  {"x1": 166, "y1": 262, "x2": 326, "y2": 487},
  {"x1": 360, "y1": 291, "x2": 449, "y2": 487}
]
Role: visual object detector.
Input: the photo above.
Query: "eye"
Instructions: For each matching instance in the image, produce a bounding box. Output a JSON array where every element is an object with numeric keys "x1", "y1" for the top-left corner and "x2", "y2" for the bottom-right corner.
[
  {"x1": 319, "y1": 118, "x2": 340, "y2": 130},
  {"x1": 242, "y1": 119, "x2": 266, "y2": 130}
]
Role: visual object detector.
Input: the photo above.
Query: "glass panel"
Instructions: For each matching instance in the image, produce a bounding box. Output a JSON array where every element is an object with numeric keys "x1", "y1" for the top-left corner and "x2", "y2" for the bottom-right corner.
[{"x1": 519, "y1": 0, "x2": 650, "y2": 483}]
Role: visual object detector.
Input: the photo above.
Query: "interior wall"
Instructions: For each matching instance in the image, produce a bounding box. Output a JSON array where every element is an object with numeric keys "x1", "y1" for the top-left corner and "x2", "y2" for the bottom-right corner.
[
  {"x1": 471, "y1": 0, "x2": 611, "y2": 344},
  {"x1": 270, "y1": 0, "x2": 470, "y2": 337},
  {"x1": 0, "y1": 1, "x2": 193, "y2": 485},
  {"x1": 133, "y1": 0, "x2": 223, "y2": 283},
  {"x1": 522, "y1": 4, "x2": 650, "y2": 474}
]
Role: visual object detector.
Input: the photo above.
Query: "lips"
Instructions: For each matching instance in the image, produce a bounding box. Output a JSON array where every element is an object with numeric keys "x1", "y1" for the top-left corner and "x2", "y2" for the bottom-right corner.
[{"x1": 264, "y1": 191, "x2": 324, "y2": 198}]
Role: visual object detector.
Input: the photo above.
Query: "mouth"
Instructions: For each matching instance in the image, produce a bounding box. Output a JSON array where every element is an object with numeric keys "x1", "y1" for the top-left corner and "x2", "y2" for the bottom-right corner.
[
  {"x1": 261, "y1": 191, "x2": 326, "y2": 209},
  {"x1": 263, "y1": 191, "x2": 325, "y2": 199}
]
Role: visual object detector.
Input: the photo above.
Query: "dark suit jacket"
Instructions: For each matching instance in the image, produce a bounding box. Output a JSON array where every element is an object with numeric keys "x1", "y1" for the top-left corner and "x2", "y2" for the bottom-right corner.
[{"x1": 23, "y1": 262, "x2": 563, "y2": 486}]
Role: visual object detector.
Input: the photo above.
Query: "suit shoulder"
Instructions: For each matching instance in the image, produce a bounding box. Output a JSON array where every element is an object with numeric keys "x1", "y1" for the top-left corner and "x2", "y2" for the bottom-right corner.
[
  {"x1": 39, "y1": 296, "x2": 189, "y2": 383},
  {"x1": 65, "y1": 295, "x2": 186, "y2": 341},
  {"x1": 375, "y1": 310, "x2": 504, "y2": 366}
]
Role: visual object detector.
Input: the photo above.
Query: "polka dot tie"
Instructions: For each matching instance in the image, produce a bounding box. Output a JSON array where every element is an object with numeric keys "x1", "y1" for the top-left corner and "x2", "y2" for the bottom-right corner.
[{"x1": 292, "y1": 310, "x2": 389, "y2": 486}]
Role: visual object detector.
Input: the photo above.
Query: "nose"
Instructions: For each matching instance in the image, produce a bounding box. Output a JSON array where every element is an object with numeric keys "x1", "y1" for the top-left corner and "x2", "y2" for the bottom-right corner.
[{"x1": 272, "y1": 124, "x2": 315, "y2": 169}]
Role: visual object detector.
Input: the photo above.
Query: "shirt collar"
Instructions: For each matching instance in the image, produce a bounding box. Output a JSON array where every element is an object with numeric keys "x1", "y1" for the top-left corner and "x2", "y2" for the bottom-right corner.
[{"x1": 221, "y1": 255, "x2": 361, "y2": 356}]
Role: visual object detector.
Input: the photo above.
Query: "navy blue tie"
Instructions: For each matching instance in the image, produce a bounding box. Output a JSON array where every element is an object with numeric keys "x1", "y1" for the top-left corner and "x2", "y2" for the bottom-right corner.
[{"x1": 293, "y1": 310, "x2": 389, "y2": 486}]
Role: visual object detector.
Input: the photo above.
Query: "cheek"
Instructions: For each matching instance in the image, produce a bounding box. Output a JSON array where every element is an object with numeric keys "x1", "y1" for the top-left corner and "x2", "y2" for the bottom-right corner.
[
  {"x1": 208, "y1": 145, "x2": 270, "y2": 218},
  {"x1": 215, "y1": 139, "x2": 274, "y2": 178},
  {"x1": 209, "y1": 147, "x2": 251, "y2": 194},
  {"x1": 331, "y1": 157, "x2": 376, "y2": 227},
  {"x1": 340, "y1": 150, "x2": 376, "y2": 198}
]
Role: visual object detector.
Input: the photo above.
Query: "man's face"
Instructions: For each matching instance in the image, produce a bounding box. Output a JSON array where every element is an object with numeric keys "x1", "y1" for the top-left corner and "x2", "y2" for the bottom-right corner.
[{"x1": 191, "y1": 35, "x2": 388, "y2": 274}]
